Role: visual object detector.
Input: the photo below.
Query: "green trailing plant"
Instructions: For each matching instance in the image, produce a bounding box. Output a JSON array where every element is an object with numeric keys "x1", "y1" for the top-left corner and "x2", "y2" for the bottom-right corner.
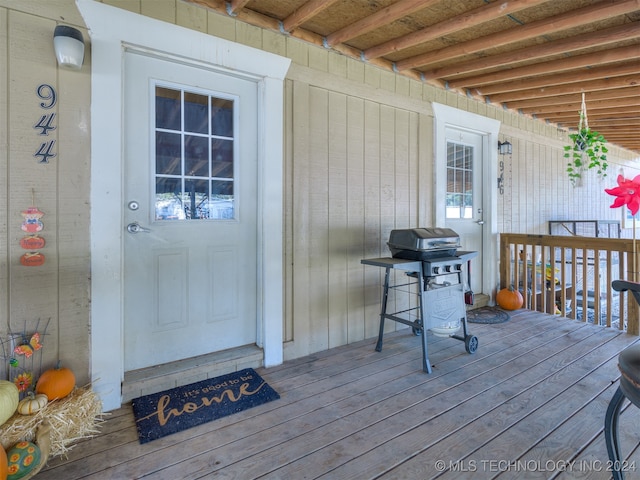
[
  {"x1": 565, "y1": 96, "x2": 608, "y2": 187},
  {"x1": 565, "y1": 126, "x2": 608, "y2": 187}
]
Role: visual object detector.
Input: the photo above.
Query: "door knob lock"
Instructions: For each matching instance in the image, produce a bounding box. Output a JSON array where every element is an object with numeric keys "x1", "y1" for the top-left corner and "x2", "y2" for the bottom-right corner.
[{"x1": 127, "y1": 222, "x2": 151, "y2": 234}]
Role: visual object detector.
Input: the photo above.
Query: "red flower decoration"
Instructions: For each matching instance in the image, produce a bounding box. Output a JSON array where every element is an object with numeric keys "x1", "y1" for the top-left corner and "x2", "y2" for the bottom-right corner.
[
  {"x1": 13, "y1": 372, "x2": 33, "y2": 392},
  {"x1": 605, "y1": 174, "x2": 640, "y2": 216}
]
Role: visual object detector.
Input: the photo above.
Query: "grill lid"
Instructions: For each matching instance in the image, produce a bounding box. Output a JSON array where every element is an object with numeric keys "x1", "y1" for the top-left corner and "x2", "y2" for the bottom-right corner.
[{"x1": 388, "y1": 228, "x2": 460, "y2": 259}]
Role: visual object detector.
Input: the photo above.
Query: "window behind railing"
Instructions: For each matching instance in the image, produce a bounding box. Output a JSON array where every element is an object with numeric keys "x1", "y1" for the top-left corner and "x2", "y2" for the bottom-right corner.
[{"x1": 499, "y1": 233, "x2": 640, "y2": 335}]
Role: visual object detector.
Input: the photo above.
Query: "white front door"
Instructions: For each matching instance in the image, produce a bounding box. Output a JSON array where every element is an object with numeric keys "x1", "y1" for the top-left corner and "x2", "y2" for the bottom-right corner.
[
  {"x1": 123, "y1": 52, "x2": 258, "y2": 371},
  {"x1": 444, "y1": 127, "x2": 484, "y2": 294}
]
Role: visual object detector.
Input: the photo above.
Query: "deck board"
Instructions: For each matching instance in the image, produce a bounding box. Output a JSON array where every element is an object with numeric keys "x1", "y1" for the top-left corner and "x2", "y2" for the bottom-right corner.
[{"x1": 39, "y1": 310, "x2": 640, "y2": 479}]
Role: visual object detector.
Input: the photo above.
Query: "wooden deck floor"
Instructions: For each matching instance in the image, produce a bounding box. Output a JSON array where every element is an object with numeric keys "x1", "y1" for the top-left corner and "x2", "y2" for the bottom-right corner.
[{"x1": 39, "y1": 309, "x2": 640, "y2": 479}]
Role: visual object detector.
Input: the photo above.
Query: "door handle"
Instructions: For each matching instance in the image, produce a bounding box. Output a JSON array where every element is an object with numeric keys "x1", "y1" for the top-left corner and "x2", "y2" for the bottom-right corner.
[
  {"x1": 476, "y1": 220, "x2": 485, "y2": 225},
  {"x1": 127, "y1": 222, "x2": 151, "y2": 234}
]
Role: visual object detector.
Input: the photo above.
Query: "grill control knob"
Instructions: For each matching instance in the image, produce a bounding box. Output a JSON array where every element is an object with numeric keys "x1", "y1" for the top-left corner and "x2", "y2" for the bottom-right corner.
[
  {"x1": 433, "y1": 266, "x2": 441, "y2": 275},
  {"x1": 445, "y1": 265, "x2": 452, "y2": 272}
]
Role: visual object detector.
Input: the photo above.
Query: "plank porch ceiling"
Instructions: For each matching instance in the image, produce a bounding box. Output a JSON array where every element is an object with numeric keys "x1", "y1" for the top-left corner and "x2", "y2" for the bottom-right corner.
[{"x1": 185, "y1": 0, "x2": 640, "y2": 154}]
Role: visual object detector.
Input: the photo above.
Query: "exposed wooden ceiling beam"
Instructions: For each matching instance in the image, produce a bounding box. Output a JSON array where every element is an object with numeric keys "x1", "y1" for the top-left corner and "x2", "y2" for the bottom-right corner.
[
  {"x1": 476, "y1": 62, "x2": 640, "y2": 96},
  {"x1": 521, "y1": 95, "x2": 640, "y2": 115},
  {"x1": 502, "y1": 87, "x2": 640, "y2": 109},
  {"x1": 487, "y1": 74, "x2": 639, "y2": 103},
  {"x1": 396, "y1": 0, "x2": 640, "y2": 71},
  {"x1": 363, "y1": 0, "x2": 551, "y2": 60},
  {"x1": 556, "y1": 116, "x2": 640, "y2": 124},
  {"x1": 593, "y1": 120, "x2": 640, "y2": 126},
  {"x1": 228, "y1": 0, "x2": 250, "y2": 14},
  {"x1": 603, "y1": 134, "x2": 640, "y2": 139},
  {"x1": 448, "y1": 45, "x2": 640, "y2": 90},
  {"x1": 422, "y1": 24, "x2": 640, "y2": 81},
  {"x1": 542, "y1": 107, "x2": 640, "y2": 122},
  {"x1": 282, "y1": 0, "x2": 342, "y2": 33},
  {"x1": 325, "y1": 0, "x2": 439, "y2": 47},
  {"x1": 601, "y1": 126, "x2": 640, "y2": 132},
  {"x1": 591, "y1": 122, "x2": 640, "y2": 131}
]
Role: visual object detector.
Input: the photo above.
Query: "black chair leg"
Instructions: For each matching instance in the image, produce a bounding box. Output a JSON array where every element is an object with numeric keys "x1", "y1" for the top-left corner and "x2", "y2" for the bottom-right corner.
[{"x1": 605, "y1": 386, "x2": 627, "y2": 480}]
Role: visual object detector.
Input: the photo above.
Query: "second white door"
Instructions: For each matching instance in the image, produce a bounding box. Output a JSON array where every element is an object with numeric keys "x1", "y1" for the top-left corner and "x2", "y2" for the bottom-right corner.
[{"x1": 444, "y1": 127, "x2": 484, "y2": 294}]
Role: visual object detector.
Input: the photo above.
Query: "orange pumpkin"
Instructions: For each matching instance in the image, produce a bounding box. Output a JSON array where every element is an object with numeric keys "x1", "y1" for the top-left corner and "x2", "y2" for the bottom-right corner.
[
  {"x1": 35, "y1": 363, "x2": 75, "y2": 400},
  {"x1": 496, "y1": 286, "x2": 523, "y2": 311},
  {"x1": 0, "y1": 446, "x2": 7, "y2": 480}
]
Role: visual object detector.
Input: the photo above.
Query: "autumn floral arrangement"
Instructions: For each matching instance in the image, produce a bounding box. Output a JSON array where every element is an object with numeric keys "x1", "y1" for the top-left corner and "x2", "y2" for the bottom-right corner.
[{"x1": 0, "y1": 321, "x2": 104, "y2": 477}]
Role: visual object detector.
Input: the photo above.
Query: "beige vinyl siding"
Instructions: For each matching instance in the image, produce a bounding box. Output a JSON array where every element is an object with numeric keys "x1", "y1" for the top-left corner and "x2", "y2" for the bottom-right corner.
[{"x1": 286, "y1": 73, "x2": 425, "y2": 358}]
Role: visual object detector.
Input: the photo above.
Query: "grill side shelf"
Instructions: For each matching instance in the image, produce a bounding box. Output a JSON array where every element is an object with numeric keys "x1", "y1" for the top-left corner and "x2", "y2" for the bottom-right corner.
[{"x1": 360, "y1": 257, "x2": 422, "y2": 272}]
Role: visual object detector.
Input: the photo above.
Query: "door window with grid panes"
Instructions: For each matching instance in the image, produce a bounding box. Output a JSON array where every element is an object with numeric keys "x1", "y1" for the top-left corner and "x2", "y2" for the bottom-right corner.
[
  {"x1": 154, "y1": 86, "x2": 236, "y2": 221},
  {"x1": 445, "y1": 141, "x2": 473, "y2": 219}
]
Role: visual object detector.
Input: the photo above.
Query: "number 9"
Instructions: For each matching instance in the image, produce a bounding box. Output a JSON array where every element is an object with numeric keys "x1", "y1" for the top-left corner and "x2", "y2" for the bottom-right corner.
[{"x1": 36, "y1": 84, "x2": 57, "y2": 109}]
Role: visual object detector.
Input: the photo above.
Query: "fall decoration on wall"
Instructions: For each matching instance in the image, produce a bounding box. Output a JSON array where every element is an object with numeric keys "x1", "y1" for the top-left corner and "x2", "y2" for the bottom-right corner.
[
  {"x1": 35, "y1": 362, "x2": 75, "y2": 401},
  {"x1": 19, "y1": 196, "x2": 46, "y2": 267},
  {"x1": 19, "y1": 207, "x2": 44, "y2": 234},
  {"x1": 565, "y1": 93, "x2": 608, "y2": 187},
  {"x1": 18, "y1": 236, "x2": 44, "y2": 251},
  {"x1": 496, "y1": 286, "x2": 524, "y2": 311}
]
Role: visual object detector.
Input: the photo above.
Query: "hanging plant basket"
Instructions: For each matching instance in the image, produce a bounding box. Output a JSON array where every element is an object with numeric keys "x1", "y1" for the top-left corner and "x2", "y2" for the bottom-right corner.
[{"x1": 565, "y1": 94, "x2": 608, "y2": 187}]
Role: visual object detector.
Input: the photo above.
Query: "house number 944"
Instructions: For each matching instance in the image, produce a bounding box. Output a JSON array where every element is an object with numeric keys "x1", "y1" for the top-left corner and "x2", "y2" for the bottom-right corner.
[{"x1": 33, "y1": 84, "x2": 57, "y2": 164}]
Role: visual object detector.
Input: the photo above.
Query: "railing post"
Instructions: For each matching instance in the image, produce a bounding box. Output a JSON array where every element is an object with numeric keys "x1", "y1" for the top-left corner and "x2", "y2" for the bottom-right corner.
[{"x1": 499, "y1": 235, "x2": 510, "y2": 290}]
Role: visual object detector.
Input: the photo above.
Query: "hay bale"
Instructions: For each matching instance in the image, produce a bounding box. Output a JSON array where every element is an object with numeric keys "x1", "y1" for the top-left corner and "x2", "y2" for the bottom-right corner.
[{"x1": 0, "y1": 385, "x2": 106, "y2": 458}]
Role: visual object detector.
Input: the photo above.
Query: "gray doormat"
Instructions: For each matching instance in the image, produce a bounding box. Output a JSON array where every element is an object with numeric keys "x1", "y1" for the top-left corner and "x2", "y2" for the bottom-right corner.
[{"x1": 467, "y1": 306, "x2": 510, "y2": 324}]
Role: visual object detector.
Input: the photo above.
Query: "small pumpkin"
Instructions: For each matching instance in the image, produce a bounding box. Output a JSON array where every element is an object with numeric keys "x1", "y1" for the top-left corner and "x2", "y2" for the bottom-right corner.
[
  {"x1": 6, "y1": 441, "x2": 40, "y2": 480},
  {"x1": 496, "y1": 286, "x2": 523, "y2": 311},
  {"x1": 0, "y1": 381, "x2": 19, "y2": 426},
  {"x1": 17, "y1": 392, "x2": 47, "y2": 415},
  {"x1": 35, "y1": 362, "x2": 75, "y2": 400}
]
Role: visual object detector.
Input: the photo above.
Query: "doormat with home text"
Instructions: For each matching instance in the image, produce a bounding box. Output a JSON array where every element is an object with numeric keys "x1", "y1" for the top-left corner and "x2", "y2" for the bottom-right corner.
[{"x1": 131, "y1": 368, "x2": 280, "y2": 444}]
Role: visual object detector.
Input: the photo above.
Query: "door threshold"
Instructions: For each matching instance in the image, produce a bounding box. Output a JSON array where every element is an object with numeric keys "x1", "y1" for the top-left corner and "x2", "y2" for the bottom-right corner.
[{"x1": 122, "y1": 344, "x2": 263, "y2": 403}]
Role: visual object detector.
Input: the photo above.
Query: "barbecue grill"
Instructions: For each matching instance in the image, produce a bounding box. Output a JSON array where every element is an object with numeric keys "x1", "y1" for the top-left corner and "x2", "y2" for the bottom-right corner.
[{"x1": 361, "y1": 227, "x2": 478, "y2": 373}]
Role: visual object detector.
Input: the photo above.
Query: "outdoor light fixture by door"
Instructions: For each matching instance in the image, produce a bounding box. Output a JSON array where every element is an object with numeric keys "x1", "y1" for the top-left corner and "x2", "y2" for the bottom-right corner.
[
  {"x1": 498, "y1": 140, "x2": 512, "y2": 155},
  {"x1": 53, "y1": 25, "x2": 85, "y2": 70}
]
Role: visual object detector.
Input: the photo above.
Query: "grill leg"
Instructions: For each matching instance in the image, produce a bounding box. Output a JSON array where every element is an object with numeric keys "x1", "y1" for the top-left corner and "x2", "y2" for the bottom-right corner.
[
  {"x1": 418, "y1": 273, "x2": 432, "y2": 374},
  {"x1": 375, "y1": 267, "x2": 391, "y2": 352}
]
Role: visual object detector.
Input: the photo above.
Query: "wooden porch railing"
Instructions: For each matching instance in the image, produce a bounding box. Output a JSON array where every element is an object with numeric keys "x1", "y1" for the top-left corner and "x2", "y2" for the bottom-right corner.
[{"x1": 499, "y1": 233, "x2": 640, "y2": 335}]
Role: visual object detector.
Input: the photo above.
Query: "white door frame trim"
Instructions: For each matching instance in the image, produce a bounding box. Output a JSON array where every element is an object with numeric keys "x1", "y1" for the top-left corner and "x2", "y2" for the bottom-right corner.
[
  {"x1": 432, "y1": 103, "x2": 500, "y2": 300},
  {"x1": 77, "y1": 0, "x2": 290, "y2": 411}
]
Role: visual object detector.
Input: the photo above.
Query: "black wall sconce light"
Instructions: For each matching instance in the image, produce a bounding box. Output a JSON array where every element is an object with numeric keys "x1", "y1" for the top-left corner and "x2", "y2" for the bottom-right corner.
[
  {"x1": 53, "y1": 25, "x2": 85, "y2": 70},
  {"x1": 498, "y1": 140, "x2": 512, "y2": 156}
]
